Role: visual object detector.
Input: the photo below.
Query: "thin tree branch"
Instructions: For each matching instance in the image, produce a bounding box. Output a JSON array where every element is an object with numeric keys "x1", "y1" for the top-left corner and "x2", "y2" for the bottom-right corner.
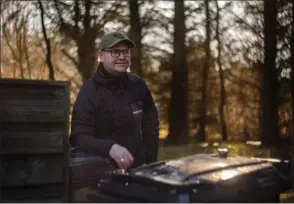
[
  {"x1": 61, "y1": 48, "x2": 79, "y2": 68},
  {"x1": 54, "y1": 64, "x2": 81, "y2": 95},
  {"x1": 54, "y1": 0, "x2": 80, "y2": 42},
  {"x1": 226, "y1": 70, "x2": 261, "y2": 91},
  {"x1": 83, "y1": 0, "x2": 91, "y2": 30},
  {"x1": 17, "y1": 15, "x2": 24, "y2": 78},
  {"x1": 223, "y1": 6, "x2": 264, "y2": 40},
  {"x1": 185, "y1": 5, "x2": 203, "y2": 18},
  {"x1": 74, "y1": 0, "x2": 80, "y2": 34},
  {"x1": 2, "y1": 25, "x2": 19, "y2": 68},
  {"x1": 95, "y1": 2, "x2": 122, "y2": 30}
]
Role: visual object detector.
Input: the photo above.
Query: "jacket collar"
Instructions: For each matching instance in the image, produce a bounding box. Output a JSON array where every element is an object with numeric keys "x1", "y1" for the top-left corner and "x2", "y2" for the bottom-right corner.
[{"x1": 92, "y1": 63, "x2": 129, "y2": 88}]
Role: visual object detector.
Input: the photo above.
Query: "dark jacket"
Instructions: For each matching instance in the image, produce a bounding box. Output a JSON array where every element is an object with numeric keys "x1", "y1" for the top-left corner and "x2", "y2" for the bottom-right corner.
[{"x1": 70, "y1": 64, "x2": 159, "y2": 167}]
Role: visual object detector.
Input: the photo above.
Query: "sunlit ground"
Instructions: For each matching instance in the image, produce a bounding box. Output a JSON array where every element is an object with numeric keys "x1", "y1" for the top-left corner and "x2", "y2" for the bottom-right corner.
[{"x1": 158, "y1": 141, "x2": 294, "y2": 202}]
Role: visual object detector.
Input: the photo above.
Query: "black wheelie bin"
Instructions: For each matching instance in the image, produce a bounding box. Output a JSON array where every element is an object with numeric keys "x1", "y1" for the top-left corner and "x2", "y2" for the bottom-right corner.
[
  {"x1": 68, "y1": 148, "x2": 116, "y2": 202},
  {"x1": 87, "y1": 149, "x2": 292, "y2": 203}
]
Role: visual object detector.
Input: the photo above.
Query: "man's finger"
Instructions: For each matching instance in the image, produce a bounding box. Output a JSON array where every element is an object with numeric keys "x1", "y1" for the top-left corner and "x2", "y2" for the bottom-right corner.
[
  {"x1": 124, "y1": 157, "x2": 132, "y2": 169},
  {"x1": 123, "y1": 158, "x2": 130, "y2": 169},
  {"x1": 122, "y1": 153, "x2": 133, "y2": 167},
  {"x1": 125, "y1": 151, "x2": 134, "y2": 162},
  {"x1": 127, "y1": 156, "x2": 134, "y2": 167},
  {"x1": 114, "y1": 156, "x2": 124, "y2": 169},
  {"x1": 120, "y1": 157, "x2": 128, "y2": 169}
]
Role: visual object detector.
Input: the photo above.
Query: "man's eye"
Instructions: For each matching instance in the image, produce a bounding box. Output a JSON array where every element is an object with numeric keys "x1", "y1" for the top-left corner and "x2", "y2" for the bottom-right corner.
[{"x1": 113, "y1": 50, "x2": 121, "y2": 54}]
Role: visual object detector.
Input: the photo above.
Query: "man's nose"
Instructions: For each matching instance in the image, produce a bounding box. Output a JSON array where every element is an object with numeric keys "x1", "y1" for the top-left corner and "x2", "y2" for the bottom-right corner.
[{"x1": 118, "y1": 52, "x2": 125, "y2": 59}]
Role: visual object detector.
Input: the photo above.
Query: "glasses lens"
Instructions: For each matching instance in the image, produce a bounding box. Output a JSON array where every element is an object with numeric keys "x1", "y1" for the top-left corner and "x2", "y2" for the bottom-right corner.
[
  {"x1": 111, "y1": 50, "x2": 120, "y2": 58},
  {"x1": 122, "y1": 50, "x2": 130, "y2": 57}
]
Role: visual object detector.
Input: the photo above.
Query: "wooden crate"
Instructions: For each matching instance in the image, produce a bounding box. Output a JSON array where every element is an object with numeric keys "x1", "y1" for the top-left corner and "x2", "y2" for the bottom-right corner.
[{"x1": 0, "y1": 78, "x2": 70, "y2": 202}]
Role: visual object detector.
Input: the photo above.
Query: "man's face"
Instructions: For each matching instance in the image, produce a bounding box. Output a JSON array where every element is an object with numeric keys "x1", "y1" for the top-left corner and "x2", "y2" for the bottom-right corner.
[{"x1": 98, "y1": 43, "x2": 131, "y2": 76}]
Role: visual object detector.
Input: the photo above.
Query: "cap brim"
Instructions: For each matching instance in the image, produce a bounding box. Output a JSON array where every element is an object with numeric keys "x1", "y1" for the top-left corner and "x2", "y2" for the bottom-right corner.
[{"x1": 106, "y1": 39, "x2": 136, "y2": 49}]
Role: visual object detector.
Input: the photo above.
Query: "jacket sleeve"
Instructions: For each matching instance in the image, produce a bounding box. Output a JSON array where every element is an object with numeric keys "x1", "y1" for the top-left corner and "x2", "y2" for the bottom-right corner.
[
  {"x1": 70, "y1": 82, "x2": 115, "y2": 157},
  {"x1": 141, "y1": 84, "x2": 159, "y2": 164}
]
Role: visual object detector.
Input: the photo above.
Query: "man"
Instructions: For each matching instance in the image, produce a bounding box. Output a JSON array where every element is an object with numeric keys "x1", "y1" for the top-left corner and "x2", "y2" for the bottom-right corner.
[{"x1": 70, "y1": 31, "x2": 159, "y2": 170}]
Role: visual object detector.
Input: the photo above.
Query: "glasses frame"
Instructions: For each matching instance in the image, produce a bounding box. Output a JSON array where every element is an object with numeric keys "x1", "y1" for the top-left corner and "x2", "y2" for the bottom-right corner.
[{"x1": 102, "y1": 49, "x2": 131, "y2": 58}]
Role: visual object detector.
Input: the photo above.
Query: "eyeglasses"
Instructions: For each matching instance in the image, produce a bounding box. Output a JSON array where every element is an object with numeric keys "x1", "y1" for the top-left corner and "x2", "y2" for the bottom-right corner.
[{"x1": 103, "y1": 49, "x2": 131, "y2": 58}]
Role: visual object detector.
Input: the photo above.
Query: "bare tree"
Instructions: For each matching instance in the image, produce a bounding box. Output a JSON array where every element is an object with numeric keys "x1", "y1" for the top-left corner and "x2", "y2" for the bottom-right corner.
[
  {"x1": 16, "y1": 15, "x2": 24, "y2": 78},
  {"x1": 291, "y1": 0, "x2": 294, "y2": 139},
  {"x1": 197, "y1": 0, "x2": 211, "y2": 142},
  {"x1": 215, "y1": 0, "x2": 227, "y2": 141},
  {"x1": 38, "y1": 0, "x2": 55, "y2": 80},
  {"x1": 1, "y1": 2, "x2": 35, "y2": 79},
  {"x1": 2, "y1": 4, "x2": 23, "y2": 78},
  {"x1": 22, "y1": 11, "x2": 32, "y2": 79},
  {"x1": 52, "y1": 0, "x2": 124, "y2": 82}
]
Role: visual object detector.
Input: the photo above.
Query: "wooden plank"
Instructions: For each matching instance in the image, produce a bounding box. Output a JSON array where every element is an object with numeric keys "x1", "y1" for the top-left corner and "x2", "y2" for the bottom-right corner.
[
  {"x1": 2, "y1": 183, "x2": 64, "y2": 201},
  {"x1": 0, "y1": 78, "x2": 70, "y2": 87},
  {"x1": 63, "y1": 83, "x2": 70, "y2": 202},
  {"x1": 0, "y1": 124, "x2": 2, "y2": 202},
  {"x1": 0, "y1": 99, "x2": 66, "y2": 123},
  {"x1": 0, "y1": 87, "x2": 66, "y2": 101},
  {"x1": 1, "y1": 123, "x2": 65, "y2": 155},
  {"x1": 1, "y1": 155, "x2": 64, "y2": 187},
  {"x1": 2, "y1": 131, "x2": 64, "y2": 155}
]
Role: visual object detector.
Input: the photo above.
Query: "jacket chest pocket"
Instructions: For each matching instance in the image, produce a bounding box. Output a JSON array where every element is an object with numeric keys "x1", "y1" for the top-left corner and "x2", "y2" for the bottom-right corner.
[{"x1": 130, "y1": 101, "x2": 144, "y2": 138}]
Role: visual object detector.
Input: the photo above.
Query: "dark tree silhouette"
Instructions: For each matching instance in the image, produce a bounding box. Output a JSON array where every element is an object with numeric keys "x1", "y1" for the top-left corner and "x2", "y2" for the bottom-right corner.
[
  {"x1": 128, "y1": 0, "x2": 142, "y2": 76},
  {"x1": 167, "y1": 0, "x2": 189, "y2": 144},
  {"x1": 38, "y1": 0, "x2": 55, "y2": 80},
  {"x1": 261, "y1": 0, "x2": 279, "y2": 145}
]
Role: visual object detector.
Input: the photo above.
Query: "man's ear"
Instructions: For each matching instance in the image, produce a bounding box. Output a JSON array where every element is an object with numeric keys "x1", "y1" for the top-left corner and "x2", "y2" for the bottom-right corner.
[{"x1": 97, "y1": 51, "x2": 103, "y2": 62}]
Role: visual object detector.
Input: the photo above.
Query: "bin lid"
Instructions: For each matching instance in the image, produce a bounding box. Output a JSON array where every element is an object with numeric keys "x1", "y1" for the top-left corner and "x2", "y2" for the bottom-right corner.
[
  {"x1": 95, "y1": 152, "x2": 292, "y2": 202},
  {"x1": 106, "y1": 153, "x2": 291, "y2": 186}
]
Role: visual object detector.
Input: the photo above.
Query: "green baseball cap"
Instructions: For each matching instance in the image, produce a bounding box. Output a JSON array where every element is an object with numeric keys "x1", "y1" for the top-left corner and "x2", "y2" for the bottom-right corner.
[{"x1": 99, "y1": 31, "x2": 136, "y2": 50}]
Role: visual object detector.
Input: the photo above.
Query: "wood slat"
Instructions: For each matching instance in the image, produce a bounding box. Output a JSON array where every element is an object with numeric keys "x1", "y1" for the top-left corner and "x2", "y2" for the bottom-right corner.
[
  {"x1": 1, "y1": 155, "x2": 64, "y2": 187},
  {"x1": 2, "y1": 183, "x2": 64, "y2": 201},
  {"x1": 0, "y1": 124, "x2": 2, "y2": 201},
  {"x1": 0, "y1": 100, "x2": 66, "y2": 123},
  {"x1": 0, "y1": 87, "x2": 65, "y2": 101},
  {"x1": 2, "y1": 131, "x2": 64, "y2": 155},
  {"x1": 0, "y1": 78, "x2": 70, "y2": 87},
  {"x1": 1, "y1": 123, "x2": 68, "y2": 158}
]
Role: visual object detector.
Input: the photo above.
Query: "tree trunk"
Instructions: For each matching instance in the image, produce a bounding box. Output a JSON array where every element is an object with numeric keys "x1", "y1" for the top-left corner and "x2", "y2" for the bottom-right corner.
[
  {"x1": 128, "y1": 0, "x2": 142, "y2": 76},
  {"x1": 261, "y1": 0, "x2": 279, "y2": 145},
  {"x1": 77, "y1": 32, "x2": 98, "y2": 82},
  {"x1": 167, "y1": 0, "x2": 189, "y2": 144},
  {"x1": 291, "y1": 0, "x2": 294, "y2": 140},
  {"x1": 23, "y1": 16, "x2": 32, "y2": 79},
  {"x1": 197, "y1": 0, "x2": 210, "y2": 142},
  {"x1": 39, "y1": 0, "x2": 55, "y2": 80},
  {"x1": 215, "y1": 0, "x2": 227, "y2": 141},
  {"x1": 16, "y1": 17, "x2": 24, "y2": 78}
]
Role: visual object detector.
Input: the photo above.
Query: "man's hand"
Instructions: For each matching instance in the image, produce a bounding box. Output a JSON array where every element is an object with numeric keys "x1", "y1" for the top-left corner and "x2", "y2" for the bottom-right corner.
[{"x1": 109, "y1": 144, "x2": 134, "y2": 169}]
